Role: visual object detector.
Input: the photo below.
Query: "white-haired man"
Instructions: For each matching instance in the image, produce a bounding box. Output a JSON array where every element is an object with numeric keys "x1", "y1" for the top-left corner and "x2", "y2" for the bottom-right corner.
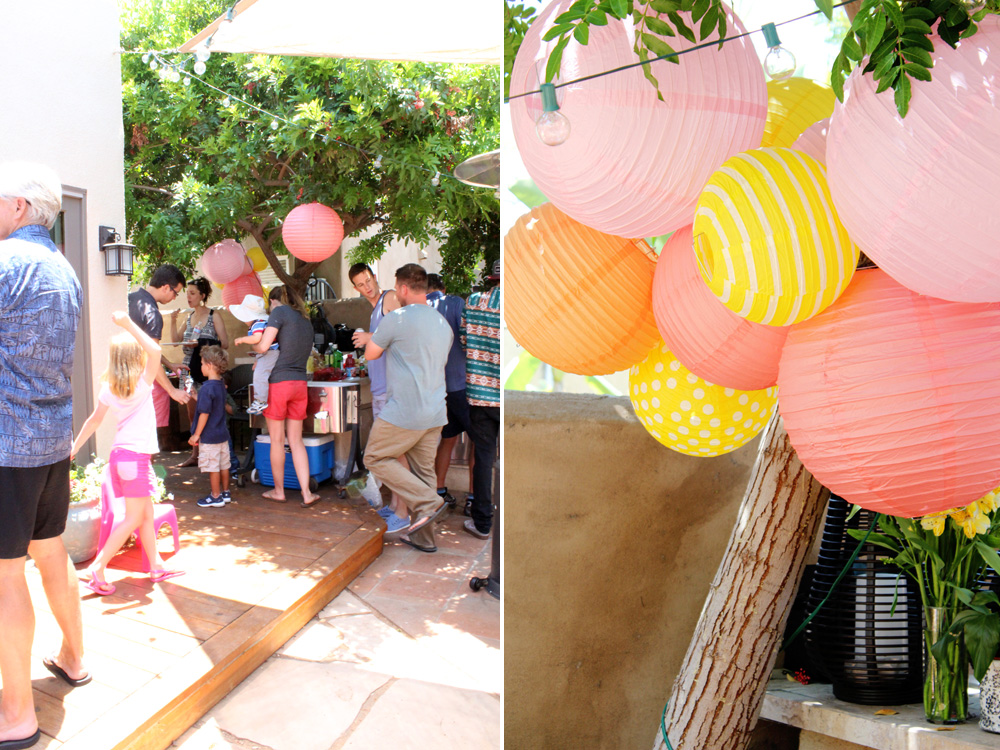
[{"x1": 0, "y1": 162, "x2": 88, "y2": 750}]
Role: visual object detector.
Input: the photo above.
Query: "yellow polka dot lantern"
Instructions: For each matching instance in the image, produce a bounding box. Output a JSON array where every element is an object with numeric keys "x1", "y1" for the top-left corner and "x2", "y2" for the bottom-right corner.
[
  {"x1": 693, "y1": 147, "x2": 858, "y2": 326},
  {"x1": 629, "y1": 340, "x2": 777, "y2": 457},
  {"x1": 761, "y1": 77, "x2": 836, "y2": 149}
]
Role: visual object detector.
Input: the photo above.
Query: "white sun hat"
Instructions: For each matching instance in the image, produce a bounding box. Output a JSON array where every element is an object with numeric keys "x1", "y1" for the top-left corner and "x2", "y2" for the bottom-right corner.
[{"x1": 229, "y1": 294, "x2": 268, "y2": 322}]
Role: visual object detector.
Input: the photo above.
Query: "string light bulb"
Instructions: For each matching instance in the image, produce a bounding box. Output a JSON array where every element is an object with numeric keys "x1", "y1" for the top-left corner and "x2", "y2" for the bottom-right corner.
[
  {"x1": 194, "y1": 60, "x2": 207, "y2": 75},
  {"x1": 195, "y1": 45, "x2": 211, "y2": 63},
  {"x1": 222, "y1": 96, "x2": 231, "y2": 107},
  {"x1": 219, "y1": 7, "x2": 236, "y2": 28},
  {"x1": 270, "y1": 120, "x2": 280, "y2": 130},
  {"x1": 535, "y1": 82, "x2": 570, "y2": 147},
  {"x1": 183, "y1": 76, "x2": 192, "y2": 86},
  {"x1": 149, "y1": 59, "x2": 158, "y2": 70},
  {"x1": 762, "y1": 22, "x2": 796, "y2": 81},
  {"x1": 431, "y1": 171, "x2": 440, "y2": 187},
  {"x1": 142, "y1": 53, "x2": 150, "y2": 64},
  {"x1": 373, "y1": 155, "x2": 382, "y2": 169}
]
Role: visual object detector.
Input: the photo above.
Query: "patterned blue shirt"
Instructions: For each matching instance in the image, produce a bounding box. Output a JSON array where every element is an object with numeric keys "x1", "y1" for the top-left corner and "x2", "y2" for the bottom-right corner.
[
  {"x1": 0, "y1": 225, "x2": 82, "y2": 467},
  {"x1": 427, "y1": 291, "x2": 467, "y2": 393}
]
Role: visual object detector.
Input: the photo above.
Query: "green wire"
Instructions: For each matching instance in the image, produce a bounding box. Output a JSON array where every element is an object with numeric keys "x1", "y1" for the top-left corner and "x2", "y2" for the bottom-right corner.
[{"x1": 658, "y1": 523, "x2": 875, "y2": 749}]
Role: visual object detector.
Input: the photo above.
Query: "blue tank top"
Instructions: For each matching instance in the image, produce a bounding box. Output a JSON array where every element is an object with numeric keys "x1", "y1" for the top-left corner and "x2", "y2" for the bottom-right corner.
[{"x1": 368, "y1": 291, "x2": 388, "y2": 396}]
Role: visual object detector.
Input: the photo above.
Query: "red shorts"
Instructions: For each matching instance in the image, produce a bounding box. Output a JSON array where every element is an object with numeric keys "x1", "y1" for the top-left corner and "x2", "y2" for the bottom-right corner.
[
  {"x1": 152, "y1": 381, "x2": 171, "y2": 428},
  {"x1": 263, "y1": 380, "x2": 308, "y2": 421},
  {"x1": 109, "y1": 448, "x2": 155, "y2": 498}
]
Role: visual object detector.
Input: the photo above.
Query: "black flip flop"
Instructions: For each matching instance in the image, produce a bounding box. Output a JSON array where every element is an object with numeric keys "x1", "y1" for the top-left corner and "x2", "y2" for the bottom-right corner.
[
  {"x1": 43, "y1": 657, "x2": 92, "y2": 687},
  {"x1": 0, "y1": 729, "x2": 41, "y2": 749},
  {"x1": 400, "y1": 536, "x2": 437, "y2": 554},
  {"x1": 300, "y1": 496, "x2": 322, "y2": 509}
]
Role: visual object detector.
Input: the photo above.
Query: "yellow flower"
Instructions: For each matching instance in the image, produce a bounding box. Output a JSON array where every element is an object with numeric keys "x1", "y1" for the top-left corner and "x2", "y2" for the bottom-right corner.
[
  {"x1": 979, "y1": 489, "x2": 1000, "y2": 514},
  {"x1": 920, "y1": 514, "x2": 947, "y2": 537},
  {"x1": 956, "y1": 504, "x2": 991, "y2": 539}
]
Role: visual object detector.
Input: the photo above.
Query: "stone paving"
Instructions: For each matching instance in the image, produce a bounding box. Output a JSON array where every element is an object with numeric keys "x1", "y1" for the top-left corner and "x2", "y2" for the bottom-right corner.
[{"x1": 169, "y1": 469, "x2": 501, "y2": 750}]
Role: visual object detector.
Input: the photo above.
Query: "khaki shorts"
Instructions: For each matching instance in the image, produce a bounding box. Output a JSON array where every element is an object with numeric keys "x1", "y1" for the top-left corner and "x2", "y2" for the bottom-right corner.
[{"x1": 199, "y1": 441, "x2": 230, "y2": 473}]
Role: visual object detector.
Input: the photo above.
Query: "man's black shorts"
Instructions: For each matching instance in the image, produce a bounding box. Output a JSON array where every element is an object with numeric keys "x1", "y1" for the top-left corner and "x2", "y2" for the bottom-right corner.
[
  {"x1": 0, "y1": 457, "x2": 72, "y2": 559},
  {"x1": 442, "y1": 389, "x2": 473, "y2": 439}
]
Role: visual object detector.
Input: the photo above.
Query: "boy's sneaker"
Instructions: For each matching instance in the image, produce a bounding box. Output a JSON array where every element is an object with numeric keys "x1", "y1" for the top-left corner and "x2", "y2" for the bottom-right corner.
[
  {"x1": 220, "y1": 490, "x2": 232, "y2": 504},
  {"x1": 383, "y1": 512, "x2": 410, "y2": 535},
  {"x1": 246, "y1": 400, "x2": 267, "y2": 415},
  {"x1": 197, "y1": 494, "x2": 225, "y2": 508}
]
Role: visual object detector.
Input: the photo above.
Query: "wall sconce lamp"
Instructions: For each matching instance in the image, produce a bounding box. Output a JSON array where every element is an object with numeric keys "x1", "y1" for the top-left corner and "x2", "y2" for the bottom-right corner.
[{"x1": 99, "y1": 226, "x2": 135, "y2": 277}]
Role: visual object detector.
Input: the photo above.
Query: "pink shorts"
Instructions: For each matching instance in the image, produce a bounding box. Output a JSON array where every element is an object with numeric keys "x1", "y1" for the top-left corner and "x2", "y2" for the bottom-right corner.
[
  {"x1": 152, "y1": 381, "x2": 171, "y2": 428},
  {"x1": 263, "y1": 380, "x2": 308, "y2": 421},
  {"x1": 109, "y1": 448, "x2": 155, "y2": 498}
]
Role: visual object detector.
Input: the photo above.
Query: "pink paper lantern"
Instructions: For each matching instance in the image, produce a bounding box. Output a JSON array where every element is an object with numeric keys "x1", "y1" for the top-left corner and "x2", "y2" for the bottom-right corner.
[
  {"x1": 282, "y1": 202, "x2": 344, "y2": 263},
  {"x1": 201, "y1": 239, "x2": 251, "y2": 285},
  {"x1": 826, "y1": 16, "x2": 1000, "y2": 302},
  {"x1": 222, "y1": 272, "x2": 264, "y2": 309},
  {"x1": 791, "y1": 117, "x2": 829, "y2": 165},
  {"x1": 509, "y1": 1, "x2": 766, "y2": 238},
  {"x1": 653, "y1": 225, "x2": 789, "y2": 390},
  {"x1": 778, "y1": 269, "x2": 1000, "y2": 517}
]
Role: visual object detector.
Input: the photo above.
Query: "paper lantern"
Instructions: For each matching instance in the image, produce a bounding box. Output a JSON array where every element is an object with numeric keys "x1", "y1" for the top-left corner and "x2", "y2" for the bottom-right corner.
[
  {"x1": 505, "y1": 203, "x2": 660, "y2": 375},
  {"x1": 653, "y1": 225, "x2": 789, "y2": 390},
  {"x1": 826, "y1": 16, "x2": 1000, "y2": 302},
  {"x1": 245, "y1": 244, "x2": 269, "y2": 273},
  {"x1": 778, "y1": 269, "x2": 1000, "y2": 517},
  {"x1": 508, "y1": 1, "x2": 766, "y2": 237},
  {"x1": 282, "y1": 202, "x2": 344, "y2": 263},
  {"x1": 761, "y1": 77, "x2": 835, "y2": 148},
  {"x1": 201, "y1": 239, "x2": 251, "y2": 285},
  {"x1": 221, "y1": 272, "x2": 264, "y2": 308},
  {"x1": 791, "y1": 117, "x2": 829, "y2": 165},
  {"x1": 629, "y1": 340, "x2": 776, "y2": 457},
  {"x1": 693, "y1": 147, "x2": 858, "y2": 326}
]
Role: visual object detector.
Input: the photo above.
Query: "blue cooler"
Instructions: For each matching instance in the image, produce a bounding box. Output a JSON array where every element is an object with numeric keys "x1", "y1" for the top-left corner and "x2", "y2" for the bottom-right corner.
[{"x1": 255, "y1": 435, "x2": 335, "y2": 489}]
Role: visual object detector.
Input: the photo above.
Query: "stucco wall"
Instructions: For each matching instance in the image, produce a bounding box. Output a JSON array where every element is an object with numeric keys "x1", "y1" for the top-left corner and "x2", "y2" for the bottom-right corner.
[
  {"x1": 1, "y1": 0, "x2": 126, "y2": 459},
  {"x1": 505, "y1": 391, "x2": 761, "y2": 749}
]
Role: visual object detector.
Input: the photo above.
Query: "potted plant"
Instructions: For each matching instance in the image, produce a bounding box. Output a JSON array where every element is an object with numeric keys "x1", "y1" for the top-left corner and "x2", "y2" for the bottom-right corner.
[{"x1": 63, "y1": 457, "x2": 106, "y2": 564}]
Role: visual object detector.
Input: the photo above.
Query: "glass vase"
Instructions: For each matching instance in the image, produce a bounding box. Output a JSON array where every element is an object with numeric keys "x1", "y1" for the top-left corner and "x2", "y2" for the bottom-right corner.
[{"x1": 923, "y1": 606, "x2": 968, "y2": 724}]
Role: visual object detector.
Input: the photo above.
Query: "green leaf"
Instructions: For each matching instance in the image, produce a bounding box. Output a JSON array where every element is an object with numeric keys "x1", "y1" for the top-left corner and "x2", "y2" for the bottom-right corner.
[
  {"x1": 691, "y1": 0, "x2": 710, "y2": 22},
  {"x1": 573, "y1": 23, "x2": 590, "y2": 45},
  {"x1": 866, "y1": 11, "x2": 888, "y2": 54},
  {"x1": 555, "y1": 8, "x2": 586, "y2": 24},
  {"x1": 902, "y1": 31, "x2": 935, "y2": 51},
  {"x1": 873, "y1": 51, "x2": 898, "y2": 80},
  {"x1": 870, "y1": 29, "x2": 901, "y2": 60},
  {"x1": 830, "y1": 51, "x2": 847, "y2": 102},
  {"x1": 649, "y1": 0, "x2": 681, "y2": 12},
  {"x1": 588, "y1": 8, "x2": 609, "y2": 25},
  {"x1": 645, "y1": 16, "x2": 676, "y2": 36},
  {"x1": 610, "y1": 0, "x2": 629, "y2": 18},
  {"x1": 668, "y1": 12, "x2": 696, "y2": 43},
  {"x1": 882, "y1": 0, "x2": 905, "y2": 33},
  {"x1": 905, "y1": 5, "x2": 938, "y2": 22},
  {"x1": 894, "y1": 71, "x2": 911, "y2": 117},
  {"x1": 902, "y1": 62, "x2": 932, "y2": 81},
  {"x1": 642, "y1": 32, "x2": 678, "y2": 59},
  {"x1": 542, "y1": 23, "x2": 574, "y2": 42},
  {"x1": 716, "y1": 12, "x2": 726, "y2": 48},
  {"x1": 843, "y1": 33, "x2": 863, "y2": 62},
  {"x1": 875, "y1": 67, "x2": 899, "y2": 93},
  {"x1": 975, "y1": 541, "x2": 1000, "y2": 576},
  {"x1": 904, "y1": 18, "x2": 934, "y2": 35},
  {"x1": 813, "y1": 0, "x2": 834, "y2": 20},
  {"x1": 545, "y1": 35, "x2": 571, "y2": 82},
  {"x1": 946, "y1": 5, "x2": 968, "y2": 25},
  {"x1": 698, "y1": 5, "x2": 717, "y2": 39},
  {"x1": 901, "y1": 45, "x2": 934, "y2": 67},
  {"x1": 636, "y1": 47, "x2": 665, "y2": 96}
]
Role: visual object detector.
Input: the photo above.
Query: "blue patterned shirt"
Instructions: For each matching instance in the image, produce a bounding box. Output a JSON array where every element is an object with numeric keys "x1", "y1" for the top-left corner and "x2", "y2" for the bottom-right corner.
[{"x1": 0, "y1": 225, "x2": 82, "y2": 467}]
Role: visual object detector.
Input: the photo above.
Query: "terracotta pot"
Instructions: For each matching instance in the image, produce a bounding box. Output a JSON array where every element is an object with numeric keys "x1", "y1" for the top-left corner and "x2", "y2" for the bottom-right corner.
[{"x1": 61, "y1": 495, "x2": 101, "y2": 564}]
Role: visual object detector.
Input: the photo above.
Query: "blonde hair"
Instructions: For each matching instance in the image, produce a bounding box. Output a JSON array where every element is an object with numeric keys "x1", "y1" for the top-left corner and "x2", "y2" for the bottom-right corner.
[{"x1": 103, "y1": 333, "x2": 146, "y2": 399}]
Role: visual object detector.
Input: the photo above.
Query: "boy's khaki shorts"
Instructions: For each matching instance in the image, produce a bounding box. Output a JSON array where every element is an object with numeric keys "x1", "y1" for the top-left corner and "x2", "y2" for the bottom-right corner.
[{"x1": 199, "y1": 441, "x2": 231, "y2": 473}]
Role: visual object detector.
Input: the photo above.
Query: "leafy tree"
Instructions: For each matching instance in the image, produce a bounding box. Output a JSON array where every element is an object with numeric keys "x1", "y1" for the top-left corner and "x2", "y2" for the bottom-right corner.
[{"x1": 121, "y1": 0, "x2": 500, "y2": 296}]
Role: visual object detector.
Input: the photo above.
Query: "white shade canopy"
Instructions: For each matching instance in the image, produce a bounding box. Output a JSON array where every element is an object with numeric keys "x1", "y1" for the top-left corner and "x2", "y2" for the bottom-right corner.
[{"x1": 180, "y1": 0, "x2": 501, "y2": 65}]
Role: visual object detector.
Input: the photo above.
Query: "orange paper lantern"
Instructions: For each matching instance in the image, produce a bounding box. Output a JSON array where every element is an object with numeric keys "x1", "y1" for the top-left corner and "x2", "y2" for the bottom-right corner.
[
  {"x1": 504, "y1": 203, "x2": 660, "y2": 375},
  {"x1": 653, "y1": 225, "x2": 788, "y2": 390},
  {"x1": 222, "y1": 272, "x2": 264, "y2": 308},
  {"x1": 282, "y1": 202, "x2": 344, "y2": 263}
]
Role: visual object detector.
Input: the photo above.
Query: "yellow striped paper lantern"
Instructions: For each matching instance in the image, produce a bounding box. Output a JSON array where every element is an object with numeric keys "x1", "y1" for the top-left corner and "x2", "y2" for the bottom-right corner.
[
  {"x1": 692, "y1": 147, "x2": 859, "y2": 326},
  {"x1": 629, "y1": 340, "x2": 776, "y2": 457},
  {"x1": 761, "y1": 77, "x2": 836, "y2": 149}
]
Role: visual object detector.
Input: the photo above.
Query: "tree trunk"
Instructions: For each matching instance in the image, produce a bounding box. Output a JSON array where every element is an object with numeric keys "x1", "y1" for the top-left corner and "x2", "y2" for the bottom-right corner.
[{"x1": 654, "y1": 416, "x2": 829, "y2": 750}]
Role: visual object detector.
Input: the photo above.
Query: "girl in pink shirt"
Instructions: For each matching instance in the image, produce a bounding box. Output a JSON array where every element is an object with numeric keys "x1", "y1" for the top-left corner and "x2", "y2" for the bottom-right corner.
[{"x1": 71, "y1": 311, "x2": 184, "y2": 595}]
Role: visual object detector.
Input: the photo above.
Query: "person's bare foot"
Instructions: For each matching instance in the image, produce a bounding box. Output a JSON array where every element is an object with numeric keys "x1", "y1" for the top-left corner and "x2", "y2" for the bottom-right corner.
[
  {"x1": 0, "y1": 711, "x2": 39, "y2": 744},
  {"x1": 180, "y1": 452, "x2": 198, "y2": 468},
  {"x1": 300, "y1": 492, "x2": 321, "y2": 508},
  {"x1": 262, "y1": 490, "x2": 287, "y2": 502},
  {"x1": 44, "y1": 650, "x2": 89, "y2": 684}
]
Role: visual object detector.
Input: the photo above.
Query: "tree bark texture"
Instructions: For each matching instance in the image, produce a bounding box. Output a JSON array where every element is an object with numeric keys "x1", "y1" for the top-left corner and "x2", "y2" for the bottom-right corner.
[{"x1": 654, "y1": 416, "x2": 829, "y2": 750}]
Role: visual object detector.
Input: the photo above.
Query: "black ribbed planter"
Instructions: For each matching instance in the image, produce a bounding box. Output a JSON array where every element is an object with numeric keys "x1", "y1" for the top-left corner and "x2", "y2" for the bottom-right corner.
[{"x1": 803, "y1": 495, "x2": 924, "y2": 705}]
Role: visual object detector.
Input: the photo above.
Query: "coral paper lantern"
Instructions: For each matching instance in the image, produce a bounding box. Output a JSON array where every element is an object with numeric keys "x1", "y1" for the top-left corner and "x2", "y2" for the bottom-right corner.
[
  {"x1": 282, "y1": 202, "x2": 344, "y2": 263},
  {"x1": 629, "y1": 340, "x2": 776, "y2": 457},
  {"x1": 791, "y1": 117, "x2": 829, "y2": 165},
  {"x1": 201, "y1": 239, "x2": 251, "y2": 285},
  {"x1": 509, "y1": 1, "x2": 766, "y2": 238},
  {"x1": 693, "y1": 147, "x2": 858, "y2": 326},
  {"x1": 778, "y1": 269, "x2": 1000, "y2": 517},
  {"x1": 653, "y1": 225, "x2": 789, "y2": 390},
  {"x1": 221, "y1": 272, "x2": 264, "y2": 308},
  {"x1": 504, "y1": 203, "x2": 660, "y2": 375},
  {"x1": 761, "y1": 77, "x2": 835, "y2": 149},
  {"x1": 826, "y1": 16, "x2": 1000, "y2": 302}
]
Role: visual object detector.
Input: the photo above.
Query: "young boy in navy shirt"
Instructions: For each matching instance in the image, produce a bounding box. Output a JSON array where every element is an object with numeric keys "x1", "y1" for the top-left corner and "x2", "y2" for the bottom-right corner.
[{"x1": 189, "y1": 346, "x2": 232, "y2": 508}]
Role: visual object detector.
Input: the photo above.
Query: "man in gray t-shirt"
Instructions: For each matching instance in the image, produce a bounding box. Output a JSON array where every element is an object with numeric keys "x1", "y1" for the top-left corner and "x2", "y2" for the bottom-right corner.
[{"x1": 365, "y1": 264, "x2": 452, "y2": 552}]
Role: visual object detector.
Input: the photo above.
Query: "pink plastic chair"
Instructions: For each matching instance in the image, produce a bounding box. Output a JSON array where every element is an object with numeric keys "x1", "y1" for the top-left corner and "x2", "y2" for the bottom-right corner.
[{"x1": 98, "y1": 466, "x2": 180, "y2": 572}]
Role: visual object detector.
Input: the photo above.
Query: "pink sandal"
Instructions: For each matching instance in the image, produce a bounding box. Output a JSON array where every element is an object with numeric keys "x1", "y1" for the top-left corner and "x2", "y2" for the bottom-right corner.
[
  {"x1": 83, "y1": 572, "x2": 115, "y2": 596},
  {"x1": 150, "y1": 569, "x2": 185, "y2": 583}
]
